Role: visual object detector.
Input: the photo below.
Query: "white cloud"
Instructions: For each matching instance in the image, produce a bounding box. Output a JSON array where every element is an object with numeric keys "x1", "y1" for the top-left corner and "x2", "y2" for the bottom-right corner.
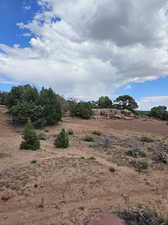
[
  {"x1": 24, "y1": 5, "x2": 31, "y2": 10},
  {"x1": 138, "y1": 96, "x2": 168, "y2": 110},
  {"x1": 0, "y1": 0, "x2": 168, "y2": 99}
]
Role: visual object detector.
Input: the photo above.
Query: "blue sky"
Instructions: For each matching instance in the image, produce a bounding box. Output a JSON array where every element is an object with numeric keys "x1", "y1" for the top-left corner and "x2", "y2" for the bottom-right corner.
[
  {"x1": 0, "y1": 0, "x2": 39, "y2": 47},
  {"x1": 0, "y1": 0, "x2": 168, "y2": 110}
]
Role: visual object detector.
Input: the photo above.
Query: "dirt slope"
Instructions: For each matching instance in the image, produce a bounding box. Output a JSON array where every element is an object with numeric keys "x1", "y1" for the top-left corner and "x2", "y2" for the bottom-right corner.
[{"x1": 0, "y1": 107, "x2": 168, "y2": 225}]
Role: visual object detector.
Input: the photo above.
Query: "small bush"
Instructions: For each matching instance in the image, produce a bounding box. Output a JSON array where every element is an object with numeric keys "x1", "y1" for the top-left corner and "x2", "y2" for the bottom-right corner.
[
  {"x1": 67, "y1": 129, "x2": 74, "y2": 135},
  {"x1": 31, "y1": 160, "x2": 37, "y2": 164},
  {"x1": 140, "y1": 136, "x2": 154, "y2": 143},
  {"x1": 155, "y1": 152, "x2": 168, "y2": 164},
  {"x1": 92, "y1": 130, "x2": 102, "y2": 136},
  {"x1": 109, "y1": 167, "x2": 116, "y2": 173},
  {"x1": 83, "y1": 135, "x2": 94, "y2": 142},
  {"x1": 126, "y1": 149, "x2": 146, "y2": 158},
  {"x1": 103, "y1": 138, "x2": 112, "y2": 149},
  {"x1": 119, "y1": 208, "x2": 168, "y2": 225},
  {"x1": 20, "y1": 120, "x2": 40, "y2": 150},
  {"x1": 81, "y1": 156, "x2": 85, "y2": 159},
  {"x1": 88, "y1": 156, "x2": 96, "y2": 160},
  {"x1": 54, "y1": 129, "x2": 69, "y2": 148},
  {"x1": 131, "y1": 160, "x2": 149, "y2": 172}
]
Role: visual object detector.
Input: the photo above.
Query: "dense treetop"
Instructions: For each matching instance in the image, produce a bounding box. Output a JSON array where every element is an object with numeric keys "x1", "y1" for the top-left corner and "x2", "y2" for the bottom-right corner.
[{"x1": 1, "y1": 84, "x2": 168, "y2": 123}]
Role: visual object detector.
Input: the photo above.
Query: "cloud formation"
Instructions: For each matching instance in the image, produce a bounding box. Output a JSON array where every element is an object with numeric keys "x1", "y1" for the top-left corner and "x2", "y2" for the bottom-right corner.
[
  {"x1": 139, "y1": 96, "x2": 168, "y2": 110},
  {"x1": 0, "y1": 0, "x2": 168, "y2": 99}
]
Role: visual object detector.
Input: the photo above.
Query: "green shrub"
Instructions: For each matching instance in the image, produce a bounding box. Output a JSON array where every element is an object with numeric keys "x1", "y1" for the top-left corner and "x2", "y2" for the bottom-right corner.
[
  {"x1": 140, "y1": 136, "x2": 154, "y2": 143},
  {"x1": 155, "y1": 152, "x2": 168, "y2": 164},
  {"x1": 131, "y1": 160, "x2": 149, "y2": 172},
  {"x1": 126, "y1": 149, "x2": 146, "y2": 158},
  {"x1": 54, "y1": 129, "x2": 69, "y2": 148},
  {"x1": 20, "y1": 120, "x2": 40, "y2": 150},
  {"x1": 92, "y1": 130, "x2": 102, "y2": 136},
  {"x1": 98, "y1": 96, "x2": 112, "y2": 108},
  {"x1": 82, "y1": 135, "x2": 94, "y2": 142},
  {"x1": 119, "y1": 209, "x2": 168, "y2": 225},
  {"x1": 67, "y1": 129, "x2": 74, "y2": 135},
  {"x1": 7, "y1": 85, "x2": 62, "y2": 128},
  {"x1": 74, "y1": 102, "x2": 93, "y2": 119},
  {"x1": 150, "y1": 105, "x2": 168, "y2": 121}
]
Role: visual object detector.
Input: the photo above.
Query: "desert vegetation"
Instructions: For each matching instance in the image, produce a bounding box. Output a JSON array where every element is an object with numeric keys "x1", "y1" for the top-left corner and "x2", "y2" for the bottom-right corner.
[{"x1": 1, "y1": 84, "x2": 168, "y2": 225}]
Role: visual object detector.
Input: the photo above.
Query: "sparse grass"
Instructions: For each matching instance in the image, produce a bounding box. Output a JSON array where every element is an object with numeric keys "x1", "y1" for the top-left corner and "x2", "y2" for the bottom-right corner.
[
  {"x1": 126, "y1": 148, "x2": 146, "y2": 158},
  {"x1": 82, "y1": 135, "x2": 94, "y2": 142},
  {"x1": 131, "y1": 160, "x2": 149, "y2": 172},
  {"x1": 92, "y1": 130, "x2": 102, "y2": 136},
  {"x1": 38, "y1": 132, "x2": 47, "y2": 140},
  {"x1": 38, "y1": 198, "x2": 44, "y2": 208},
  {"x1": 103, "y1": 138, "x2": 112, "y2": 149},
  {"x1": 140, "y1": 136, "x2": 154, "y2": 143},
  {"x1": 119, "y1": 208, "x2": 168, "y2": 225}
]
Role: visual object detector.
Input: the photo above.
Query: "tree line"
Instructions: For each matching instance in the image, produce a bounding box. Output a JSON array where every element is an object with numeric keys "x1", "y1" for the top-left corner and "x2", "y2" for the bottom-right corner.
[{"x1": 0, "y1": 84, "x2": 168, "y2": 125}]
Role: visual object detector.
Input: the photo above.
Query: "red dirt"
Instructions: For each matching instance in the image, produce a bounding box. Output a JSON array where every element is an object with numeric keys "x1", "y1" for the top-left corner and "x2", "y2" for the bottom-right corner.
[{"x1": 0, "y1": 107, "x2": 168, "y2": 225}]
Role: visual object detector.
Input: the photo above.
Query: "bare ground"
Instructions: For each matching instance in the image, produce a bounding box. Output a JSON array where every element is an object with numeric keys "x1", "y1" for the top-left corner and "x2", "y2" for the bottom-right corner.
[{"x1": 0, "y1": 106, "x2": 168, "y2": 225}]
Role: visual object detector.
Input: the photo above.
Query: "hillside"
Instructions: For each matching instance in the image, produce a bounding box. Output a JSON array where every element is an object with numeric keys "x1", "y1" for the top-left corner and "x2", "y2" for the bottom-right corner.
[{"x1": 0, "y1": 106, "x2": 168, "y2": 225}]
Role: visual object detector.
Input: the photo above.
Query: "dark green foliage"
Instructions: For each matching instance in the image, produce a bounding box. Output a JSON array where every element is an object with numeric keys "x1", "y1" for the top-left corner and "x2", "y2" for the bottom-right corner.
[
  {"x1": 39, "y1": 88, "x2": 62, "y2": 125},
  {"x1": 67, "y1": 98, "x2": 78, "y2": 116},
  {"x1": 7, "y1": 85, "x2": 62, "y2": 128},
  {"x1": 114, "y1": 95, "x2": 138, "y2": 111},
  {"x1": 82, "y1": 135, "x2": 94, "y2": 142},
  {"x1": 150, "y1": 105, "x2": 168, "y2": 120},
  {"x1": 0, "y1": 91, "x2": 8, "y2": 105},
  {"x1": 155, "y1": 152, "x2": 168, "y2": 164},
  {"x1": 126, "y1": 148, "x2": 146, "y2": 158},
  {"x1": 74, "y1": 102, "x2": 93, "y2": 119},
  {"x1": 131, "y1": 160, "x2": 149, "y2": 172},
  {"x1": 119, "y1": 209, "x2": 168, "y2": 225},
  {"x1": 10, "y1": 101, "x2": 44, "y2": 124},
  {"x1": 54, "y1": 129, "x2": 69, "y2": 148},
  {"x1": 140, "y1": 136, "x2": 154, "y2": 143},
  {"x1": 87, "y1": 100, "x2": 98, "y2": 109},
  {"x1": 98, "y1": 96, "x2": 112, "y2": 108},
  {"x1": 92, "y1": 130, "x2": 102, "y2": 136},
  {"x1": 20, "y1": 120, "x2": 40, "y2": 150},
  {"x1": 7, "y1": 85, "x2": 39, "y2": 108}
]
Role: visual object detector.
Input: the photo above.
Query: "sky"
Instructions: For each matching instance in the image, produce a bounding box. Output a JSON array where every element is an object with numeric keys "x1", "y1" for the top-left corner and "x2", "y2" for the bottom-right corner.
[{"x1": 0, "y1": 0, "x2": 168, "y2": 110}]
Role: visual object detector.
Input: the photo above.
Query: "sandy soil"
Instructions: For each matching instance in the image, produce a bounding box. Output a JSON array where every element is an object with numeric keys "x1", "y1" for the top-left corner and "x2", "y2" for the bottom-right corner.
[{"x1": 0, "y1": 106, "x2": 168, "y2": 225}]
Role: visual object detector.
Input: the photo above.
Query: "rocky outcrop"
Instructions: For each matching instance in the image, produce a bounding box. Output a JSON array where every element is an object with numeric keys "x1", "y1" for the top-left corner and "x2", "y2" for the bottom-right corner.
[{"x1": 92, "y1": 109, "x2": 137, "y2": 120}]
